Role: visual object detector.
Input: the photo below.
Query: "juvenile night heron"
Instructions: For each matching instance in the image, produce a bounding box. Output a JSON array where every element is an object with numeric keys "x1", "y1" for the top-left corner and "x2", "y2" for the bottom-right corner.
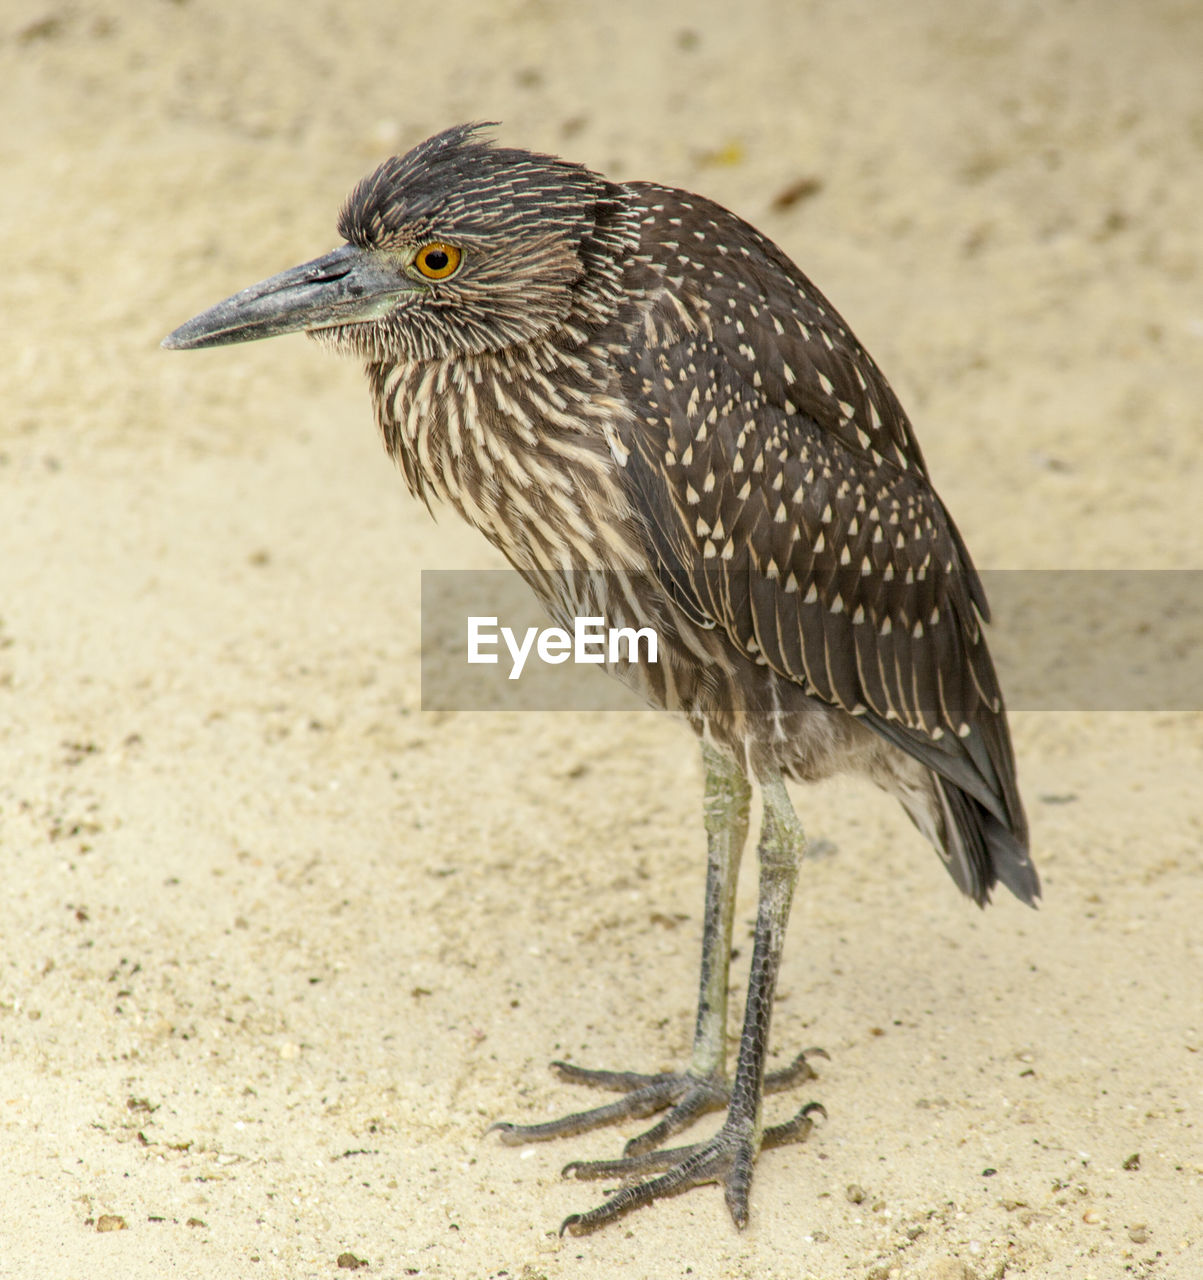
[{"x1": 164, "y1": 123, "x2": 1039, "y2": 1233}]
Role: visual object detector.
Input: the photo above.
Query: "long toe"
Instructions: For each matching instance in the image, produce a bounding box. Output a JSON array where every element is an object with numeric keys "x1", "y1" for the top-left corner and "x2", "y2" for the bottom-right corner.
[
  {"x1": 490, "y1": 1065, "x2": 699, "y2": 1145},
  {"x1": 561, "y1": 1136, "x2": 738, "y2": 1235},
  {"x1": 560, "y1": 1115, "x2": 820, "y2": 1235},
  {"x1": 621, "y1": 1078, "x2": 728, "y2": 1155},
  {"x1": 764, "y1": 1047, "x2": 828, "y2": 1093},
  {"x1": 549, "y1": 1061, "x2": 682, "y2": 1092},
  {"x1": 562, "y1": 1139, "x2": 710, "y2": 1182},
  {"x1": 492, "y1": 1048, "x2": 825, "y2": 1147},
  {"x1": 762, "y1": 1100, "x2": 826, "y2": 1150}
]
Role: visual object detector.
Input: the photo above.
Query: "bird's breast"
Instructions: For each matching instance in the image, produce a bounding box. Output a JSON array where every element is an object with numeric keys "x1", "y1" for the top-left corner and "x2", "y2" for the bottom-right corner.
[{"x1": 371, "y1": 351, "x2": 648, "y2": 575}]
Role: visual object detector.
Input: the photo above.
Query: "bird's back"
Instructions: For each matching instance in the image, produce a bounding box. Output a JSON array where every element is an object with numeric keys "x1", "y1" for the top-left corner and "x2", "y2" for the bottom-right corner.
[{"x1": 607, "y1": 182, "x2": 1035, "y2": 904}]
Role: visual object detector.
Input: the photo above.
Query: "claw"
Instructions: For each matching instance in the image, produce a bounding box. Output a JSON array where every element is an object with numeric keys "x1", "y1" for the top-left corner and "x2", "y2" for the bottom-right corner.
[
  {"x1": 497, "y1": 1048, "x2": 828, "y2": 1230},
  {"x1": 489, "y1": 1063, "x2": 703, "y2": 1146},
  {"x1": 558, "y1": 1116, "x2": 814, "y2": 1235},
  {"x1": 558, "y1": 1102, "x2": 825, "y2": 1231},
  {"x1": 762, "y1": 1100, "x2": 827, "y2": 1149},
  {"x1": 563, "y1": 1139, "x2": 708, "y2": 1182},
  {"x1": 549, "y1": 1060, "x2": 675, "y2": 1092},
  {"x1": 491, "y1": 1048, "x2": 825, "y2": 1150},
  {"x1": 494, "y1": 1089, "x2": 682, "y2": 1144},
  {"x1": 764, "y1": 1046, "x2": 827, "y2": 1092}
]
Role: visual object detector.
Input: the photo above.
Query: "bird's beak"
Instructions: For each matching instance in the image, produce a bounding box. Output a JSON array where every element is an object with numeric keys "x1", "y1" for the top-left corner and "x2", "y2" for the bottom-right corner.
[{"x1": 162, "y1": 244, "x2": 413, "y2": 350}]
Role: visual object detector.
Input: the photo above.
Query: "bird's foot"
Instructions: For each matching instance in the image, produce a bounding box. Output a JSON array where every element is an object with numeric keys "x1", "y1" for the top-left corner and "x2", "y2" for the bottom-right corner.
[
  {"x1": 490, "y1": 1047, "x2": 825, "y2": 1156},
  {"x1": 559, "y1": 1101, "x2": 826, "y2": 1234}
]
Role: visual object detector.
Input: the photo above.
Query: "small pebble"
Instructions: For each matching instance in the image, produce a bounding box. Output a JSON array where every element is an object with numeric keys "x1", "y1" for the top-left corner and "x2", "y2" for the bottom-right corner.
[
  {"x1": 846, "y1": 1183, "x2": 867, "y2": 1204},
  {"x1": 96, "y1": 1214, "x2": 127, "y2": 1233},
  {"x1": 770, "y1": 175, "x2": 824, "y2": 213},
  {"x1": 1128, "y1": 1225, "x2": 1149, "y2": 1244}
]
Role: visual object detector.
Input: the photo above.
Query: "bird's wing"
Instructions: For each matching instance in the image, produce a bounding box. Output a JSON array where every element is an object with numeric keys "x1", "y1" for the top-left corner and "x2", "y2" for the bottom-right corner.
[{"x1": 614, "y1": 192, "x2": 1023, "y2": 838}]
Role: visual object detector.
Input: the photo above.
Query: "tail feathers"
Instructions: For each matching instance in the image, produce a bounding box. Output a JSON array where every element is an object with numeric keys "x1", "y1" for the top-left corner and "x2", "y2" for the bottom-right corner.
[{"x1": 934, "y1": 778, "x2": 1041, "y2": 907}]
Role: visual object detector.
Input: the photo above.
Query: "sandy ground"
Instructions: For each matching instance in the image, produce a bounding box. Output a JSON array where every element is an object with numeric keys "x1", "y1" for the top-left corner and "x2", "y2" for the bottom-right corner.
[{"x1": 2, "y1": 2, "x2": 1202, "y2": 1277}]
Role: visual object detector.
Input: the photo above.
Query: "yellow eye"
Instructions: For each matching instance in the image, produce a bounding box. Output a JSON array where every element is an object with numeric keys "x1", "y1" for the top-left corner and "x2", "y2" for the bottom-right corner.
[{"x1": 414, "y1": 242, "x2": 462, "y2": 280}]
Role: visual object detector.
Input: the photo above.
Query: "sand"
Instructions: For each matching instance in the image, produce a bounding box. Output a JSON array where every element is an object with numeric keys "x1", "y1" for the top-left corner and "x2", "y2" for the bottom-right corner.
[{"x1": 2, "y1": 2, "x2": 1201, "y2": 1277}]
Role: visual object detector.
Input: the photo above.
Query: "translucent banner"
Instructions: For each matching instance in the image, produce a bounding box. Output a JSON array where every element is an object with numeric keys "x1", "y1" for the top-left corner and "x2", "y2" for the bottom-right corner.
[{"x1": 420, "y1": 570, "x2": 1203, "y2": 712}]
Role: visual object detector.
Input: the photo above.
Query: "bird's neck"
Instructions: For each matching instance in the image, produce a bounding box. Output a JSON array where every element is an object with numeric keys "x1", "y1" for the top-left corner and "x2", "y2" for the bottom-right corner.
[{"x1": 365, "y1": 336, "x2": 644, "y2": 573}]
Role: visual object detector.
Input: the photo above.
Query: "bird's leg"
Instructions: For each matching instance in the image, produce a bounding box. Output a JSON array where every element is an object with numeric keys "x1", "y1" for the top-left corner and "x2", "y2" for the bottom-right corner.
[
  {"x1": 549, "y1": 744, "x2": 772, "y2": 1152},
  {"x1": 492, "y1": 754, "x2": 822, "y2": 1149},
  {"x1": 491, "y1": 745, "x2": 755, "y2": 1146},
  {"x1": 491, "y1": 755, "x2": 823, "y2": 1209},
  {"x1": 561, "y1": 747, "x2": 819, "y2": 1152},
  {"x1": 692, "y1": 742, "x2": 753, "y2": 1076},
  {"x1": 560, "y1": 774, "x2": 824, "y2": 1235}
]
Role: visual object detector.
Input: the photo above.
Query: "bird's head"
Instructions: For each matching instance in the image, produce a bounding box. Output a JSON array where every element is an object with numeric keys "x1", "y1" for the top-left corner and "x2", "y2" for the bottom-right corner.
[{"x1": 163, "y1": 124, "x2": 627, "y2": 363}]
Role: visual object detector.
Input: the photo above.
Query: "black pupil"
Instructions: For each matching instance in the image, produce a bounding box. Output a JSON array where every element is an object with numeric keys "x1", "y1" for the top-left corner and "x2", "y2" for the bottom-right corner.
[{"x1": 424, "y1": 249, "x2": 449, "y2": 272}]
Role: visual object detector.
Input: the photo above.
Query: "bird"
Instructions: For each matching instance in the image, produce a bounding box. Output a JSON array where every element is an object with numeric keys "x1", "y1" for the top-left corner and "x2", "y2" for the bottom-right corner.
[{"x1": 163, "y1": 123, "x2": 1039, "y2": 1235}]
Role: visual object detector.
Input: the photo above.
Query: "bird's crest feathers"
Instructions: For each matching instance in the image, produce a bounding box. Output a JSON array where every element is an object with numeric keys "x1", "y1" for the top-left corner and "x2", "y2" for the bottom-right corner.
[{"x1": 339, "y1": 122, "x2": 604, "y2": 250}]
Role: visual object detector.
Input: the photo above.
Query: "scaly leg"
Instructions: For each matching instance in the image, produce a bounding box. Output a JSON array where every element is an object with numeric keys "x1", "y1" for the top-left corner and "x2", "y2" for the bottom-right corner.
[
  {"x1": 492, "y1": 747, "x2": 818, "y2": 1156},
  {"x1": 492, "y1": 745, "x2": 754, "y2": 1146},
  {"x1": 559, "y1": 773, "x2": 822, "y2": 1234}
]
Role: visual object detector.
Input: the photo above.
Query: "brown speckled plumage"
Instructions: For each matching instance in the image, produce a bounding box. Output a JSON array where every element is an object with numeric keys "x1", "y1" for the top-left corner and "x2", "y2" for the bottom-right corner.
[{"x1": 164, "y1": 123, "x2": 1039, "y2": 1235}]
